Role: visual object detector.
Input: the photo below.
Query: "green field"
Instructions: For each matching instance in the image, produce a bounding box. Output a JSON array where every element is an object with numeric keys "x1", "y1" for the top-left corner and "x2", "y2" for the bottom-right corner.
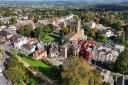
[{"x1": 20, "y1": 54, "x2": 52, "y2": 79}]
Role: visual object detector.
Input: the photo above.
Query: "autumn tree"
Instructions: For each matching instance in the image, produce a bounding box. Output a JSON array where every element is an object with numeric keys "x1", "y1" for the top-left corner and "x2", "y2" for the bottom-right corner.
[
  {"x1": 61, "y1": 57, "x2": 102, "y2": 85},
  {"x1": 92, "y1": 27, "x2": 99, "y2": 36}
]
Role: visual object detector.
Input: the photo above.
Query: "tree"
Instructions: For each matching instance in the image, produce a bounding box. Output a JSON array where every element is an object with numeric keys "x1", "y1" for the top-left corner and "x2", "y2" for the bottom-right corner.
[
  {"x1": 32, "y1": 26, "x2": 43, "y2": 40},
  {"x1": 99, "y1": 17, "x2": 111, "y2": 27},
  {"x1": 111, "y1": 20, "x2": 124, "y2": 31},
  {"x1": 111, "y1": 50, "x2": 128, "y2": 74},
  {"x1": 61, "y1": 27, "x2": 69, "y2": 38},
  {"x1": 19, "y1": 24, "x2": 33, "y2": 37},
  {"x1": 10, "y1": 17, "x2": 16, "y2": 25},
  {"x1": 5, "y1": 57, "x2": 27, "y2": 84},
  {"x1": 0, "y1": 35, "x2": 4, "y2": 43},
  {"x1": 103, "y1": 82, "x2": 111, "y2": 85},
  {"x1": 98, "y1": 35, "x2": 107, "y2": 42},
  {"x1": 123, "y1": 25, "x2": 128, "y2": 40},
  {"x1": 92, "y1": 27, "x2": 99, "y2": 36},
  {"x1": 6, "y1": 66, "x2": 26, "y2": 84},
  {"x1": 10, "y1": 47, "x2": 18, "y2": 57},
  {"x1": 0, "y1": 44, "x2": 3, "y2": 53},
  {"x1": 61, "y1": 57, "x2": 102, "y2": 85},
  {"x1": 6, "y1": 56, "x2": 39, "y2": 85},
  {"x1": 43, "y1": 24, "x2": 54, "y2": 33},
  {"x1": 122, "y1": 40, "x2": 128, "y2": 47},
  {"x1": 0, "y1": 44, "x2": 3, "y2": 60},
  {"x1": 80, "y1": 12, "x2": 95, "y2": 22},
  {"x1": 83, "y1": 25, "x2": 93, "y2": 37},
  {"x1": 32, "y1": 24, "x2": 54, "y2": 40},
  {"x1": 28, "y1": 13, "x2": 34, "y2": 20},
  {"x1": 0, "y1": 22, "x2": 4, "y2": 26}
]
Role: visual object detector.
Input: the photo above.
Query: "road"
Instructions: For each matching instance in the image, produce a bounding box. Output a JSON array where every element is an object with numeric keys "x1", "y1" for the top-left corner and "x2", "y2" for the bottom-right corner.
[
  {"x1": 0, "y1": 41, "x2": 12, "y2": 85},
  {"x1": 0, "y1": 76, "x2": 10, "y2": 85}
]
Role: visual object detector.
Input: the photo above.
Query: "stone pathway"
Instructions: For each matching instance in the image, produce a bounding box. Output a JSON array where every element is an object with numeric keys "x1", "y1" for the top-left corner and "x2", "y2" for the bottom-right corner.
[{"x1": 45, "y1": 58, "x2": 64, "y2": 66}]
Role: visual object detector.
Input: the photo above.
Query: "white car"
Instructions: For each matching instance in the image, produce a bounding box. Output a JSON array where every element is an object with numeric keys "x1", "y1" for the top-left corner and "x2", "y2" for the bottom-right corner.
[{"x1": 0, "y1": 68, "x2": 3, "y2": 76}]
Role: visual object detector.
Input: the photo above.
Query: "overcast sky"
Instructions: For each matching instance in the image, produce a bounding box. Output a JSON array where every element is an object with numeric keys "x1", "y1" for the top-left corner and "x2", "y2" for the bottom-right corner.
[{"x1": 0, "y1": 0, "x2": 127, "y2": 2}]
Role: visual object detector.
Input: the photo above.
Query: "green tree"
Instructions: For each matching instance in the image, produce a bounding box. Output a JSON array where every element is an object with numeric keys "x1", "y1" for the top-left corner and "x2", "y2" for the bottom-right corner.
[
  {"x1": 0, "y1": 44, "x2": 3, "y2": 53},
  {"x1": 19, "y1": 24, "x2": 33, "y2": 37},
  {"x1": 0, "y1": 22, "x2": 4, "y2": 26},
  {"x1": 6, "y1": 66, "x2": 26, "y2": 84},
  {"x1": 111, "y1": 50, "x2": 128, "y2": 74},
  {"x1": 123, "y1": 25, "x2": 128, "y2": 40},
  {"x1": 98, "y1": 35, "x2": 107, "y2": 42},
  {"x1": 33, "y1": 24, "x2": 54, "y2": 38},
  {"x1": 122, "y1": 40, "x2": 128, "y2": 47},
  {"x1": 6, "y1": 56, "x2": 39, "y2": 85},
  {"x1": 61, "y1": 27, "x2": 69, "y2": 34},
  {"x1": 83, "y1": 25, "x2": 93, "y2": 37},
  {"x1": 111, "y1": 20, "x2": 124, "y2": 31},
  {"x1": 10, "y1": 47, "x2": 18, "y2": 57},
  {"x1": 61, "y1": 27, "x2": 69, "y2": 38},
  {"x1": 32, "y1": 24, "x2": 55, "y2": 42},
  {"x1": 80, "y1": 12, "x2": 95, "y2": 22},
  {"x1": 32, "y1": 26, "x2": 43, "y2": 40},
  {"x1": 61, "y1": 57, "x2": 102, "y2": 85},
  {"x1": 103, "y1": 82, "x2": 111, "y2": 85},
  {"x1": 0, "y1": 35, "x2": 4, "y2": 43},
  {"x1": 0, "y1": 44, "x2": 3, "y2": 60},
  {"x1": 10, "y1": 17, "x2": 16, "y2": 25},
  {"x1": 5, "y1": 57, "x2": 27, "y2": 84},
  {"x1": 43, "y1": 24, "x2": 54, "y2": 33},
  {"x1": 99, "y1": 17, "x2": 112, "y2": 27}
]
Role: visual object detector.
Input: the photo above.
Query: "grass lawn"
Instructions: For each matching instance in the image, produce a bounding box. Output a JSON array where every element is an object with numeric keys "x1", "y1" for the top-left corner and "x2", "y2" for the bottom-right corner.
[
  {"x1": 20, "y1": 54, "x2": 52, "y2": 79},
  {"x1": 42, "y1": 33, "x2": 60, "y2": 43},
  {"x1": 42, "y1": 34, "x2": 55, "y2": 43}
]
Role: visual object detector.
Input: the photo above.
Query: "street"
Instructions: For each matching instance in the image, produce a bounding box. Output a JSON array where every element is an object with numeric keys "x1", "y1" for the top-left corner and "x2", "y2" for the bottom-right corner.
[
  {"x1": 0, "y1": 76, "x2": 10, "y2": 85},
  {"x1": 0, "y1": 41, "x2": 12, "y2": 85}
]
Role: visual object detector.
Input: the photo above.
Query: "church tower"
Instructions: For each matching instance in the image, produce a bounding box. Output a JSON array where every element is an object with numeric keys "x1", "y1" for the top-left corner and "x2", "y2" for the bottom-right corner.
[{"x1": 77, "y1": 19, "x2": 81, "y2": 34}]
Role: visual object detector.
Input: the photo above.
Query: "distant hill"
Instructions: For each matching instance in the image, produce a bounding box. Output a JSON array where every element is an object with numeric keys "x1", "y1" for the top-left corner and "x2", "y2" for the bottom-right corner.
[
  {"x1": 0, "y1": 0, "x2": 128, "y2": 7},
  {"x1": 119, "y1": 1, "x2": 128, "y2": 6},
  {"x1": 92, "y1": 4, "x2": 128, "y2": 11},
  {"x1": 0, "y1": 0, "x2": 128, "y2": 4}
]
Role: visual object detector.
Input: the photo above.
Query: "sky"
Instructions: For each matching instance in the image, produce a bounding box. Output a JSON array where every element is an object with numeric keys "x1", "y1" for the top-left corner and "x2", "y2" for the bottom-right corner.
[
  {"x1": 0, "y1": 0, "x2": 127, "y2": 2},
  {"x1": 0, "y1": 0, "x2": 127, "y2": 1}
]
